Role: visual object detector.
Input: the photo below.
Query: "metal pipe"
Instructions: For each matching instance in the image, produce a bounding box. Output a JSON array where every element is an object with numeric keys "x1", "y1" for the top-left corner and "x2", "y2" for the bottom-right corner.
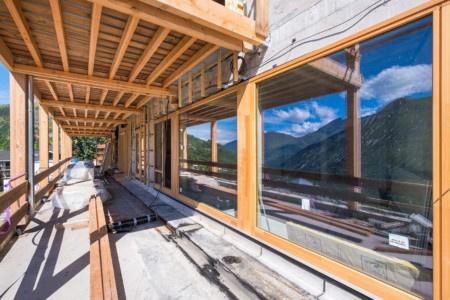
[{"x1": 27, "y1": 75, "x2": 35, "y2": 215}]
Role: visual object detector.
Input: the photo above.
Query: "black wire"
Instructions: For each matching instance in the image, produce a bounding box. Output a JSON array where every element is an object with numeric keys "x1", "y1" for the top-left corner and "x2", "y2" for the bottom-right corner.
[{"x1": 246, "y1": 0, "x2": 391, "y2": 72}]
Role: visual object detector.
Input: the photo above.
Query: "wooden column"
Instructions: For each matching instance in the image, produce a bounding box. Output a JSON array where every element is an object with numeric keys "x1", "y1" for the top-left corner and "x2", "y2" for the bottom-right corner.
[
  {"x1": 171, "y1": 113, "x2": 180, "y2": 196},
  {"x1": 346, "y1": 45, "x2": 362, "y2": 216},
  {"x1": 211, "y1": 121, "x2": 217, "y2": 173},
  {"x1": 9, "y1": 72, "x2": 29, "y2": 217},
  {"x1": 182, "y1": 127, "x2": 188, "y2": 169},
  {"x1": 38, "y1": 104, "x2": 49, "y2": 186},
  {"x1": 237, "y1": 83, "x2": 257, "y2": 232},
  {"x1": 52, "y1": 120, "x2": 60, "y2": 177}
]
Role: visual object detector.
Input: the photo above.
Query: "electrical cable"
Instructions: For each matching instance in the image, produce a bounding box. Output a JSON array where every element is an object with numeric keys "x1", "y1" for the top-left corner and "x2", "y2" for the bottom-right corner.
[{"x1": 245, "y1": 0, "x2": 391, "y2": 73}]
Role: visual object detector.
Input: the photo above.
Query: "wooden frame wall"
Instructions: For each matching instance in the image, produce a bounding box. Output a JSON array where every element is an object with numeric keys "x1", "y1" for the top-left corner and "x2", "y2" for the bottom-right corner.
[{"x1": 147, "y1": 1, "x2": 449, "y2": 299}]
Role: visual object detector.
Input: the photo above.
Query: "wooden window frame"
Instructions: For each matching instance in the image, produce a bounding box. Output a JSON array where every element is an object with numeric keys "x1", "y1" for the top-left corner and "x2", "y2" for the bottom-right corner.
[{"x1": 151, "y1": 1, "x2": 450, "y2": 298}]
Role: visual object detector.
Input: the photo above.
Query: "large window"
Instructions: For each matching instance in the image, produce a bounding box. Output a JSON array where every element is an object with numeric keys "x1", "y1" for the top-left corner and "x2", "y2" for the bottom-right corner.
[
  {"x1": 179, "y1": 93, "x2": 238, "y2": 217},
  {"x1": 257, "y1": 17, "x2": 433, "y2": 299}
]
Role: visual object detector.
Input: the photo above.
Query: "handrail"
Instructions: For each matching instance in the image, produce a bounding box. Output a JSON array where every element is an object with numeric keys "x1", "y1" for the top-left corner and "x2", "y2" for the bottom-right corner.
[
  {"x1": 179, "y1": 159, "x2": 237, "y2": 170},
  {"x1": 0, "y1": 181, "x2": 28, "y2": 213},
  {"x1": 34, "y1": 158, "x2": 71, "y2": 184}
]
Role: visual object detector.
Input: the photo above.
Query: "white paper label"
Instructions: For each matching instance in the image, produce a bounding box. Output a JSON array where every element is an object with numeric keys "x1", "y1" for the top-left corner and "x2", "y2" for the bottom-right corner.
[
  {"x1": 301, "y1": 198, "x2": 311, "y2": 211},
  {"x1": 388, "y1": 234, "x2": 410, "y2": 250}
]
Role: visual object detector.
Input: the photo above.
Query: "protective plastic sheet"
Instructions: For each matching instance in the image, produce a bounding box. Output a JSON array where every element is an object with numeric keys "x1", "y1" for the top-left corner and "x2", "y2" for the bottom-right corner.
[
  {"x1": 64, "y1": 161, "x2": 94, "y2": 181},
  {"x1": 51, "y1": 178, "x2": 111, "y2": 210}
]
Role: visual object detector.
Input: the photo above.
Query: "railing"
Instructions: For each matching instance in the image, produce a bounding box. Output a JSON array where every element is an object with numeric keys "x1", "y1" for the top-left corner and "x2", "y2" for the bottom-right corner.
[{"x1": 0, "y1": 158, "x2": 71, "y2": 246}]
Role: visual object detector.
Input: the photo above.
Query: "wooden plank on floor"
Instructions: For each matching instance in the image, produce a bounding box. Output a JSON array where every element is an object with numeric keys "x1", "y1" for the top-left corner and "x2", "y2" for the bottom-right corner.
[{"x1": 89, "y1": 196, "x2": 104, "y2": 300}]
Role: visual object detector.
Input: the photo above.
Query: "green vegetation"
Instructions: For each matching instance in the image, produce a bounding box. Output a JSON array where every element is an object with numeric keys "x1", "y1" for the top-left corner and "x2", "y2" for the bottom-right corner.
[
  {"x1": 186, "y1": 134, "x2": 237, "y2": 164},
  {"x1": 72, "y1": 137, "x2": 105, "y2": 161}
]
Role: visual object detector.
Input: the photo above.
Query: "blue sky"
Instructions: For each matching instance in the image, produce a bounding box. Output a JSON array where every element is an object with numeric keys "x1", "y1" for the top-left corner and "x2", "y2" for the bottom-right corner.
[
  {"x1": 0, "y1": 62, "x2": 9, "y2": 105},
  {"x1": 188, "y1": 16, "x2": 432, "y2": 142}
]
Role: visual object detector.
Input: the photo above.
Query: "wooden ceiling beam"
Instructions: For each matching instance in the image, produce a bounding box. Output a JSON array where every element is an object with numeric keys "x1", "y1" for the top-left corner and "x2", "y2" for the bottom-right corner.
[
  {"x1": 49, "y1": 0, "x2": 69, "y2": 72},
  {"x1": 110, "y1": 16, "x2": 139, "y2": 79},
  {"x1": 122, "y1": 112, "x2": 131, "y2": 120},
  {"x1": 86, "y1": 0, "x2": 243, "y2": 51},
  {"x1": 44, "y1": 80, "x2": 59, "y2": 101},
  {"x1": 104, "y1": 112, "x2": 111, "y2": 119},
  {"x1": 67, "y1": 83, "x2": 74, "y2": 102},
  {"x1": 140, "y1": 0, "x2": 264, "y2": 44},
  {"x1": 41, "y1": 100, "x2": 143, "y2": 115},
  {"x1": 4, "y1": 0, "x2": 43, "y2": 67},
  {"x1": 88, "y1": 3, "x2": 102, "y2": 76},
  {"x1": 128, "y1": 26, "x2": 170, "y2": 83},
  {"x1": 54, "y1": 115, "x2": 126, "y2": 124},
  {"x1": 99, "y1": 89, "x2": 108, "y2": 105},
  {"x1": 85, "y1": 86, "x2": 91, "y2": 103},
  {"x1": 162, "y1": 43, "x2": 218, "y2": 88},
  {"x1": 0, "y1": 37, "x2": 14, "y2": 71},
  {"x1": 136, "y1": 95, "x2": 152, "y2": 109},
  {"x1": 14, "y1": 64, "x2": 172, "y2": 96},
  {"x1": 146, "y1": 36, "x2": 196, "y2": 86},
  {"x1": 62, "y1": 125, "x2": 114, "y2": 131},
  {"x1": 124, "y1": 93, "x2": 139, "y2": 108},
  {"x1": 112, "y1": 91, "x2": 125, "y2": 106}
]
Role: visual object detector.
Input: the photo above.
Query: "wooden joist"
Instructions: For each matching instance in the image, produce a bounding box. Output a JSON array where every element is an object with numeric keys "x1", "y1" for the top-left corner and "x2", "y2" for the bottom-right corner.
[
  {"x1": 86, "y1": 0, "x2": 244, "y2": 51},
  {"x1": 4, "y1": 0, "x2": 43, "y2": 67},
  {"x1": 89, "y1": 195, "x2": 118, "y2": 300},
  {"x1": 89, "y1": 3, "x2": 102, "y2": 76},
  {"x1": 145, "y1": 36, "x2": 196, "y2": 86},
  {"x1": 13, "y1": 65, "x2": 172, "y2": 96},
  {"x1": 49, "y1": 0, "x2": 69, "y2": 72},
  {"x1": 140, "y1": 0, "x2": 264, "y2": 44},
  {"x1": 109, "y1": 16, "x2": 140, "y2": 80},
  {"x1": 128, "y1": 27, "x2": 170, "y2": 83},
  {"x1": 40, "y1": 100, "x2": 143, "y2": 115},
  {"x1": 62, "y1": 125, "x2": 115, "y2": 132},
  {"x1": 162, "y1": 44, "x2": 218, "y2": 88},
  {"x1": 54, "y1": 115, "x2": 126, "y2": 125},
  {"x1": 0, "y1": 37, "x2": 14, "y2": 71}
]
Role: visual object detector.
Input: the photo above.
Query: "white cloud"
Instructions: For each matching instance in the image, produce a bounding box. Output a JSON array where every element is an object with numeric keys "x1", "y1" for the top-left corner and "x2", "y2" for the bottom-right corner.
[
  {"x1": 280, "y1": 122, "x2": 322, "y2": 137},
  {"x1": 272, "y1": 107, "x2": 311, "y2": 122},
  {"x1": 361, "y1": 64, "x2": 432, "y2": 104},
  {"x1": 217, "y1": 128, "x2": 237, "y2": 144},
  {"x1": 311, "y1": 102, "x2": 337, "y2": 124},
  {"x1": 360, "y1": 106, "x2": 379, "y2": 117}
]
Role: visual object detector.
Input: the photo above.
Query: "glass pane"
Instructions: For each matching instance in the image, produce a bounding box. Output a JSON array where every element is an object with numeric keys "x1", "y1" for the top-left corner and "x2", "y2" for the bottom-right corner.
[
  {"x1": 179, "y1": 93, "x2": 238, "y2": 217},
  {"x1": 257, "y1": 16, "x2": 432, "y2": 299}
]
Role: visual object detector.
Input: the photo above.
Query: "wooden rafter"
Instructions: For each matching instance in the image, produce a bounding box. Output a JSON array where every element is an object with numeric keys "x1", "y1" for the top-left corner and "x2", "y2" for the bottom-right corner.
[
  {"x1": 44, "y1": 80, "x2": 59, "y2": 101},
  {"x1": 140, "y1": 0, "x2": 264, "y2": 44},
  {"x1": 113, "y1": 91, "x2": 125, "y2": 106},
  {"x1": 49, "y1": 0, "x2": 69, "y2": 72},
  {"x1": 67, "y1": 83, "x2": 74, "y2": 102},
  {"x1": 0, "y1": 37, "x2": 14, "y2": 71},
  {"x1": 104, "y1": 112, "x2": 111, "y2": 119},
  {"x1": 62, "y1": 125, "x2": 114, "y2": 131},
  {"x1": 162, "y1": 43, "x2": 218, "y2": 88},
  {"x1": 99, "y1": 89, "x2": 108, "y2": 105},
  {"x1": 113, "y1": 113, "x2": 121, "y2": 120},
  {"x1": 136, "y1": 95, "x2": 152, "y2": 109},
  {"x1": 54, "y1": 115, "x2": 126, "y2": 124},
  {"x1": 128, "y1": 27, "x2": 170, "y2": 83},
  {"x1": 125, "y1": 94, "x2": 139, "y2": 108},
  {"x1": 4, "y1": 0, "x2": 43, "y2": 67},
  {"x1": 86, "y1": 0, "x2": 243, "y2": 51},
  {"x1": 146, "y1": 36, "x2": 196, "y2": 86},
  {"x1": 14, "y1": 64, "x2": 172, "y2": 96},
  {"x1": 85, "y1": 87, "x2": 91, "y2": 103},
  {"x1": 110, "y1": 16, "x2": 139, "y2": 79},
  {"x1": 95, "y1": 110, "x2": 100, "y2": 119},
  {"x1": 122, "y1": 112, "x2": 131, "y2": 120},
  {"x1": 89, "y1": 3, "x2": 102, "y2": 76},
  {"x1": 41, "y1": 100, "x2": 143, "y2": 115}
]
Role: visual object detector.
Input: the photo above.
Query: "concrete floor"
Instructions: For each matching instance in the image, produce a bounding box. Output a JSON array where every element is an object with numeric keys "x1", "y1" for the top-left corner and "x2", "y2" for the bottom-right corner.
[{"x1": 0, "y1": 178, "x2": 318, "y2": 300}]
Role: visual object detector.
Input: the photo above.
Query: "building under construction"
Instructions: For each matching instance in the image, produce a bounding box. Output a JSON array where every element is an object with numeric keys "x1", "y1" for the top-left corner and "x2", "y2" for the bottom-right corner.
[{"x1": 0, "y1": 0, "x2": 449, "y2": 299}]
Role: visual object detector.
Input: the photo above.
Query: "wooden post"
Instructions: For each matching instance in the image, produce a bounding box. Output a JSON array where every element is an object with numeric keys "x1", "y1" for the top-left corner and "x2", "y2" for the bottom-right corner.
[
  {"x1": 171, "y1": 113, "x2": 180, "y2": 196},
  {"x1": 211, "y1": 121, "x2": 217, "y2": 173},
  {"x1": 9, "y1": 72, "x2": 29, "y2": 221},
  {"x1": 346, "y1": 44, "x2": 362, "y2": 217},
  {"x1": 52, "y1": 120, "x2": 60, "y2": 177},
  {"x1": 201, "y1": 62, "x2": 205, "y2": 97},
  {"x1": 255, "y1": 0, "x2": 269, "y2": 38},
  {"x1": 237, "y1": 83, "x2": 257, "y2": 232},
  {"x1": 182, "y1": 127, "x2": 188, "y2": 169},
  {"x1": 38, "y1": 104, "x2": 49, "y2": 186}
]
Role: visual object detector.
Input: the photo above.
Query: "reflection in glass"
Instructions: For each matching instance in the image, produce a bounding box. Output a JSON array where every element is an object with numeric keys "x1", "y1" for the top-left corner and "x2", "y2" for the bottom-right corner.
[
  {"x1": 257, "y1": 16, "x2": 432, "y2": 299},
  {"x1": 179, "y1": 93, "x2": 238, "y2": 217}
]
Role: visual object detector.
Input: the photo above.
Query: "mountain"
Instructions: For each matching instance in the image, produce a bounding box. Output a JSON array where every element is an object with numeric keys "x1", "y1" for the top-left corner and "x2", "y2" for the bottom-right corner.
[
  {"x1": 187, "y1": 134, "x2": 237, "y2": 164},
  {"x1": 270, "y1": 97, "x2": 432, "y2": 183},
  {"x1": 221, "y1": 96, "x2": 432, "y2": 184}
]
